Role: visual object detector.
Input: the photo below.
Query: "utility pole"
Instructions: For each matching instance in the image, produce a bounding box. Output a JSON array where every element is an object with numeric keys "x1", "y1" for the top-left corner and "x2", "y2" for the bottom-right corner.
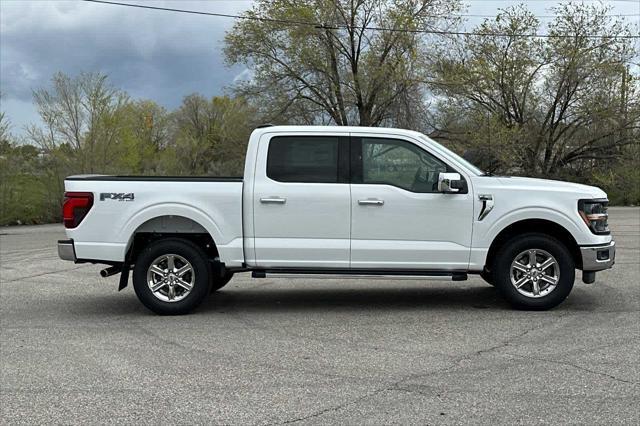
[{"x1": 619, "y1": 65, "x2": 628, "y2": 154}]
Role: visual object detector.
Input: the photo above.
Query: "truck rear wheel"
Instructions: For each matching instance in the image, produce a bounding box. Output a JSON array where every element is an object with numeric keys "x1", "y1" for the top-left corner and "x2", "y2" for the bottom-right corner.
[
  {"x1": 211, "y1": 271, "x2": 234, "y2": 292},
  {"x1": 494, "y1": 233, "x2": 574, "y2": 310},
  {"x1": 133, "y1": 238, "x2": 211, "y2": 315}
]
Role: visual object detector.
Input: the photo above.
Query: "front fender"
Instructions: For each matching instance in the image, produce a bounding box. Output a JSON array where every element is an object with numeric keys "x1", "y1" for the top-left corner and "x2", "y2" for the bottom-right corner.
[
  {"x1": 476, "y1": 206, "x2": 611, "y2": 249},
  {"x1": 483, "y1": 207, "x2": 585, "y2": 246}
]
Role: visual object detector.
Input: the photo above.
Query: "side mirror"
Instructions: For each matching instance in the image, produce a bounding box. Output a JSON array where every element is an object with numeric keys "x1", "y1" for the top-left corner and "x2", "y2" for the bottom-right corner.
[{"x1": 438, "y1": 172, "x2": 463, "y2": 193}]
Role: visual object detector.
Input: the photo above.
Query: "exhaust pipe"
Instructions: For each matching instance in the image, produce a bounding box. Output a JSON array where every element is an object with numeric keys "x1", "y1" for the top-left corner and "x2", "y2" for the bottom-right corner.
[{"x1": 100, "y1": 265, "x2": 122, "y2": 278}]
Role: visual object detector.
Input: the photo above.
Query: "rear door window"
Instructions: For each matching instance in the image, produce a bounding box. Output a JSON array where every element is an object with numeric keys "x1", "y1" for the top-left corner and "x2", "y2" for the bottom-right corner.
[{"x1": 267, "y1": 136, "x2": 341, "y2": 183}]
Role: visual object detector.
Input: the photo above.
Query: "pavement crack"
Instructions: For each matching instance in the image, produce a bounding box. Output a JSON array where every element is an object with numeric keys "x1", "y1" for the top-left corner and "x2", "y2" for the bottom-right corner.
[
  {"x1": 451, "y1": 313, "x2": 570, "y2": 368},
  {"x1": 1, "y1": 265, "x2": 90, "y2": 283},
  {"x1": 302, "y1": 361, "x2": 480, "y2": 419},
  {"x1": 275, "y1": 387, "x2": 390, "y2": 425},
  {"x1": 133, "y1": 323, "x2": 375, "y2": 384},
  {"x1": 278, "y1": 343, "x2": 511, "y2": 425},
  {"x1": 373, "y1": 313, "x2": 574, "y2": 398},
  {"x1": 503, "y1": 352, "x2": 638, "y2": 385}
]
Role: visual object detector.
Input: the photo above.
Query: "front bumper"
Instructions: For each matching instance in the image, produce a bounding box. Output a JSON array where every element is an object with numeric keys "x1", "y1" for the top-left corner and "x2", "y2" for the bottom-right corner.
[
  {"x1": 58, "y1": 239, "x2": 77, "y2": 262},
  {"x1": 580, "y1": 241, "x2": 615, "y2": 271}
]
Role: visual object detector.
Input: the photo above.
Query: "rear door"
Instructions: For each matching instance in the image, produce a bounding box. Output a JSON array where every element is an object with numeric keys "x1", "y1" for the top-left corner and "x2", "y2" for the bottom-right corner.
[
  {"x1": 349, "y1": 134, "x2": 474, "y2": 270},
  {"x1": 252, "y1": 132, "x2": 351, "y2": 268}
]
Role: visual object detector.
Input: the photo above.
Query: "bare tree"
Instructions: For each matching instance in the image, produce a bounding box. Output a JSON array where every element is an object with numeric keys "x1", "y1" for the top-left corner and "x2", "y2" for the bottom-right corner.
[
  {"x1": 166, "y1": 94, "x2": 256, "y2": 175},
  {"x1": 28, "y1": 72, "x2": 129, "y2": 173},
  {"x1": 0, "y1": 93, "x2": 11, "y2": 146},
  {"x1": 225, "y1": 0, "x2": 461, "y2": 128},
  {"x1": 429, "y1": 3, "x2": 639, "y2": 176}
]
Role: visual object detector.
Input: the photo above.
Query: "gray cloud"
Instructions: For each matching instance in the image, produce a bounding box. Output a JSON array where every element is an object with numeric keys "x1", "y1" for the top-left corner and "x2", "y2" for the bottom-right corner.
[
  {"x1": 1, "y1": 0, "x2": 636, "y2": 134},
  {"x1": 0, "y1": 0, "x2": 253, "y2": 132}
]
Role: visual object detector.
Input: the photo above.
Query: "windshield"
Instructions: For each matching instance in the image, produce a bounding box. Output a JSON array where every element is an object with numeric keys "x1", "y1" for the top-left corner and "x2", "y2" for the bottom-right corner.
[{"x1": 417, "y1": 134, "x2": 485, "y2": 176}]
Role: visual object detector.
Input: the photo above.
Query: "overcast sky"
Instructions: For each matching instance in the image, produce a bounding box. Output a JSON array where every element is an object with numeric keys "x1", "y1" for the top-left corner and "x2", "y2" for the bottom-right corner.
[{"x1": 1, "y1": 0, "x2": 638, "y2": 136}]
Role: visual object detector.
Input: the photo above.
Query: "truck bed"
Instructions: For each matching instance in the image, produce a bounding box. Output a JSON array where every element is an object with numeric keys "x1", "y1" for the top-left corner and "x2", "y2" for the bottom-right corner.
[{"x1": 64, "y1": 176, "x2": 245, "y2": 266}]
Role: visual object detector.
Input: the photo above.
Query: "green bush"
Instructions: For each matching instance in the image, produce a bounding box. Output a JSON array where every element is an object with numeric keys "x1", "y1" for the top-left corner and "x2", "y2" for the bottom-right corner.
[{"x1": 0, "y1": 174, "x2": 51, "y2": 225}]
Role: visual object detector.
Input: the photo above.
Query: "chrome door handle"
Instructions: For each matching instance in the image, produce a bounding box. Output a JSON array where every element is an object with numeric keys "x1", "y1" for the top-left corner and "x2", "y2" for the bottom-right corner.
[
  {"x1": 358, "y1": 199, "x2": 384, "y2": 206},
  {"x1": 260, "y1": 197, "x2": 286, "y2": 204}
]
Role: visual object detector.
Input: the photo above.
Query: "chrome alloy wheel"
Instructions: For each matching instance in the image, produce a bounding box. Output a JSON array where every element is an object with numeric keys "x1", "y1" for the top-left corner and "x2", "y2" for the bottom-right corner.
[
  {"x1": 146, "y1": 254, "x2": 195, "y2": 302},
  {"x1": 510, "y1": 249, "x2": 560, "y2": 298}
]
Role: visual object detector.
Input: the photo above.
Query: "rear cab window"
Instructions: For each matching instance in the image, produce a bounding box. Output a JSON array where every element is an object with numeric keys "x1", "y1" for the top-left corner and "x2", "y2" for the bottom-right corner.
[{"x1": 267, "y1": 136, "x2": 348, "y2": 183}]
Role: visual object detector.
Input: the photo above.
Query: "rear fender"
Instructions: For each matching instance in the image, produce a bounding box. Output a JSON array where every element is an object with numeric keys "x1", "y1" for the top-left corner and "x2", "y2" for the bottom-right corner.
[{"x1": 121, "y1": 203, "x2": 225, "y2": 257}]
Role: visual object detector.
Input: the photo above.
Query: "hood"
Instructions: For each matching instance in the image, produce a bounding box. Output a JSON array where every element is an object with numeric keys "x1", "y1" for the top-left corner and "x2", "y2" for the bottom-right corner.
[{"x1": 494, "y1": 176, "x2": 607, "y2": 199}]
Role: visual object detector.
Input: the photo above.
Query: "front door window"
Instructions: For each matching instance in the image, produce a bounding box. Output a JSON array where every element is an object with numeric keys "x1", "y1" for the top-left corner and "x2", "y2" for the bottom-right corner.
[{"x1": 360, "y1": 138, "x2": 448, "y2": 193}]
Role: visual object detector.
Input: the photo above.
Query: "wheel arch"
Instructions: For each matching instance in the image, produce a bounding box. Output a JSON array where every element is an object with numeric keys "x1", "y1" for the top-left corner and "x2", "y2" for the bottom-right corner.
[
  {"x1": 485, "y1": 219, "x2": 582, "y2": 271},
  {"x1": 124, "y1": 214, "x2": 219, "y2": 264}
]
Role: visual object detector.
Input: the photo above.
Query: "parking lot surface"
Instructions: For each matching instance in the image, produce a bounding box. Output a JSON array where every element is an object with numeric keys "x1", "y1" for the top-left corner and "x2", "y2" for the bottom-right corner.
[{"x1": 1, "y1": 208, "x2": 639, "y2": 424}]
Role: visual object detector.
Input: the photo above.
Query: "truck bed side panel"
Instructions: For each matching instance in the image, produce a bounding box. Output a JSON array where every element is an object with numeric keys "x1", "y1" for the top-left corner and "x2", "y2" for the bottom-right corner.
[{"x1": 64, "y1": 178, "x2": 244, "y2": 266}]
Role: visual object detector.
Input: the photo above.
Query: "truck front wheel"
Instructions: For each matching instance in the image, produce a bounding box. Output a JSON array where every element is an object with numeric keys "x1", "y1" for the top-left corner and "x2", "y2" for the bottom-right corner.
[
  {"x1": 133, "y1": 238, "x2": 211, "y2": 315},
  {"x1": 493, "y1": 233, "x2": 575, "y2": 310},
  {"x1": 480, "y1": 269, "x2": 495, "y2": 287}
]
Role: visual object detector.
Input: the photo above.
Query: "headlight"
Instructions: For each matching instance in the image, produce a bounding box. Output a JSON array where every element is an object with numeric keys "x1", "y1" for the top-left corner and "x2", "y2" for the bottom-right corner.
[{"x1": 578, "y1": 199, "x2": 609, "y2": 235}]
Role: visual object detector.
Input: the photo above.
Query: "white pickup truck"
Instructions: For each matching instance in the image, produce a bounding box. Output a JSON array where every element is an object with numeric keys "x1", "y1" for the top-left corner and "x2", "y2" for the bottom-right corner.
[{"x1": 58, "y1": 125, "x2": 615, "y2": 314}]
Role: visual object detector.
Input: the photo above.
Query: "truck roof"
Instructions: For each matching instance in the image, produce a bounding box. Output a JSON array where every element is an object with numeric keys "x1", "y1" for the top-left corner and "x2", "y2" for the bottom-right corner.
[{"x1": 251, "y1": 125, "x2": 426, "y2": 139}]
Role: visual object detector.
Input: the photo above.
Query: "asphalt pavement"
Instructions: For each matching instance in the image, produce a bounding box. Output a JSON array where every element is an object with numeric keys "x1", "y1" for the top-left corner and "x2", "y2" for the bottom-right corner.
[{"x1": 1, "y1": 208, "x2": 639, "y2": 424}]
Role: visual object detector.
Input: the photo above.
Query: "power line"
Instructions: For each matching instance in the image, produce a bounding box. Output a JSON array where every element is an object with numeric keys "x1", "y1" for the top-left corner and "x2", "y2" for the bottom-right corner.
[
  {"x1": 79, "y1": 0, "x2": 639, "y2": 17},
  {"x1": 462, "y1": 13, "x2": 639, "y2": 18},
  {"x1": 83, "y1": 0, "x2": 640, "y2": 39},
  {"x1": 84, "y1": 0, "x2": 315, "y2": 26},
  {"x1": 463, "y1": 0, "x2": 638, "y2": 2}
]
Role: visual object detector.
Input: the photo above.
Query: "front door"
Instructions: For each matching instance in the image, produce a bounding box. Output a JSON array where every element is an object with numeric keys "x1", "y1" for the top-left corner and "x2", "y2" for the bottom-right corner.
[
  {"x1": 252, "y1": 133, "x2": 351, "y2": 268},
  {"x1": 350, "y1": 135, "x2": 474, "y2": 270}
]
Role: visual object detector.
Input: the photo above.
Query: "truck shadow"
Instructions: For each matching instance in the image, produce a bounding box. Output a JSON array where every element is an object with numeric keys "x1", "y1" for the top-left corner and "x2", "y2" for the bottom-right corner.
[
  {"x1": 64, "y1": 282, "x2": 602, "y2": 317},
  {"x1": 198, "y1": 284, "x2": 510, "y2": 313}
]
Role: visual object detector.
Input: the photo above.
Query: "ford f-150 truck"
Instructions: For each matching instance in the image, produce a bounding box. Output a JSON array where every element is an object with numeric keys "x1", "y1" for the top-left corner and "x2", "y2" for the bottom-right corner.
[{"x1": 58, "y1": 125, "x2": 615, "y2": 314}]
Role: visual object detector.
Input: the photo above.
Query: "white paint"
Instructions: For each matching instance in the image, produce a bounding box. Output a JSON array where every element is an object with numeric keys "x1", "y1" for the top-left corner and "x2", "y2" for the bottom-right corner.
[{"x1": 63, "y1": 125, "x2": 613, "y2": 273}]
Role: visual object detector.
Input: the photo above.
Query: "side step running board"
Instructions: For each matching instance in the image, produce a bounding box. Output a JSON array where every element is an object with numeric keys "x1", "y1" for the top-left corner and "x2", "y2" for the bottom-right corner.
[{"x1": 251, "y1": 269, "x2": 467, "y2": 281}]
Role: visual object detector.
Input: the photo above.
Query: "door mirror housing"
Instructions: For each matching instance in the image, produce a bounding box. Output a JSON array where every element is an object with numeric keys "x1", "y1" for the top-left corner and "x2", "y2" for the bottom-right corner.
[{"x1": 438, "y1": 172, "x2": 464, "y2": 193}]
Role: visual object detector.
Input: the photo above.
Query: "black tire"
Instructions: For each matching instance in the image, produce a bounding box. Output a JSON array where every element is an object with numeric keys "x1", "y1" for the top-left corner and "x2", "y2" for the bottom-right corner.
[
  {"x1": 480, "y1": 269, "x2": 495, "y2": 287},
  {"x1": 211, "y1": 271, "x2": 234, "y2": 292},
  {"x1": 133, "y1": 238, "x2": 211, "y2": 315},
  {"x1": 493, "y1": 233, "x2": 575, "y2": 310}
]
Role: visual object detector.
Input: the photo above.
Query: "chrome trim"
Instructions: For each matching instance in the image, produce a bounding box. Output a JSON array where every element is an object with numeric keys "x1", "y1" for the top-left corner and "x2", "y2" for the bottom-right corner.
[
  {"x1": 358, "y1": 199, "x2": 384, "y2": 206},
  {"x1": 437, "y1": 172, "x2": 462, "y2": 193},
  {"x1": 478, "y1": 194, "x2": 494, "y2": 221},
  {"x1": 584, "y1": 213, "x2": 608, "y2": 220},
  {"x1": 57, "y1": 240, "x2": 77, "y2": 262},
  {"x1": 260, "y1": 197, "x2": 286, "y2": 204},
  {"x1": 580, "y1": 241, "x2": 615, "y2": 271}
]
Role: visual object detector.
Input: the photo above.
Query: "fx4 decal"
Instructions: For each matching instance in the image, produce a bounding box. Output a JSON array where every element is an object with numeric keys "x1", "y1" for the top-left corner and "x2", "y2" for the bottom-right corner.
[{"x1": 100, "y1": 193, "x2": 135, "y2": 202}]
